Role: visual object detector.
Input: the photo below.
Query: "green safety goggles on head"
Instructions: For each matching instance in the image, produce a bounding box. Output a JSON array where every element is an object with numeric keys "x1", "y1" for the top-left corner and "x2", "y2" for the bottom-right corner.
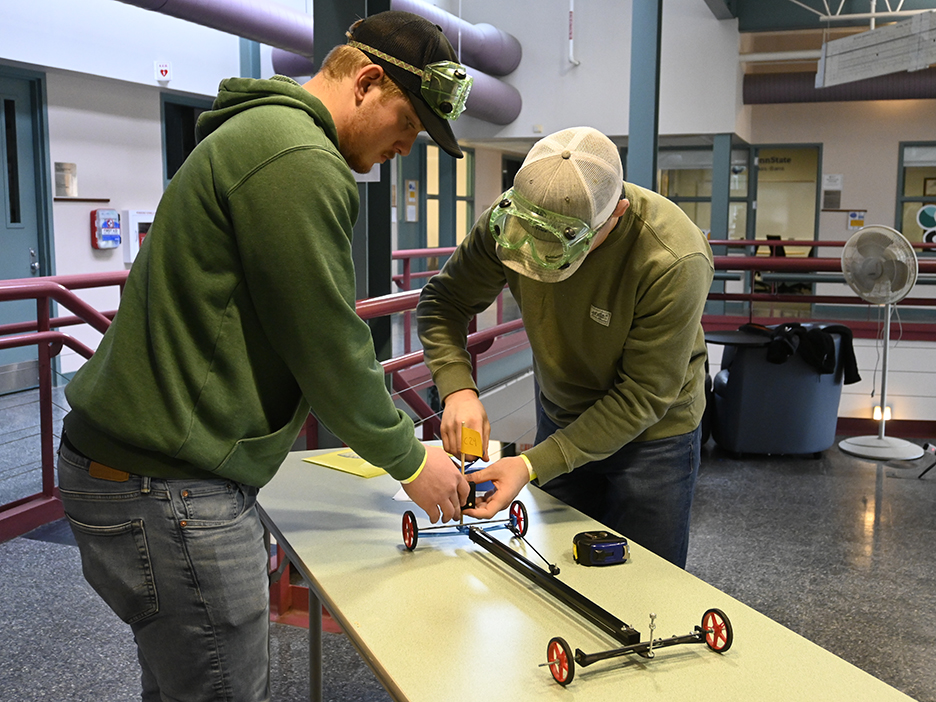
[
  {"x1": 348, "y1": 41, "x2": 473, "y2": 120},
  {"x1": 489, "y1": 189, "x2": 597, "y2": 270}
]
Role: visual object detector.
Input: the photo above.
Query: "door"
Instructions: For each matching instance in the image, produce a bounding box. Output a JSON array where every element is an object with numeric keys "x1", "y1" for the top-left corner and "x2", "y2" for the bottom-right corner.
[{"x1": 0, "y1": 73, "x2": 46, "y2": 393}]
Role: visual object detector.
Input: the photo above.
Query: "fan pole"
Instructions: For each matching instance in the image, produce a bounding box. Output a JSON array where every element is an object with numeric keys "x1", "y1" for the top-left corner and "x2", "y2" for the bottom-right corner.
[
  {"x1": 877, "y1": 303, "x2": 891, "y2": 441},
  {"x1": 838, "y1": 303, "x2": 924, "y2": 461}
]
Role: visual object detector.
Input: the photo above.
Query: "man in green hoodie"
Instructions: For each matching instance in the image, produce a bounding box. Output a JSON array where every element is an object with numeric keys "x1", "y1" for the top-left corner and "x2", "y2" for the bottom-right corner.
[
  {"x1": 57, "y1": 11, "x2": 471, "y2": 702},
  {"x1": 418, "y1": 126, "x2": 714, "y2": 569}
]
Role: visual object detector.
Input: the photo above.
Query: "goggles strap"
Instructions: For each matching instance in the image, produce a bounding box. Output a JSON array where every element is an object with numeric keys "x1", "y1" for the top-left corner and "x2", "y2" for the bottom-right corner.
[
  {"x1": 348, "y1": 41, "x2": 469, "y2": 119},
  {"x1": 348, "y1": 41, "x2": 423, "y2": 80}
]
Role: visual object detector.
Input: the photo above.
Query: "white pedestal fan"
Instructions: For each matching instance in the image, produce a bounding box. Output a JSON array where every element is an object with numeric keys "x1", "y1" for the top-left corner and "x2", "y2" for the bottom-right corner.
[{"x1": 838, "y1": 225, "x2": 924, "y2": 461}]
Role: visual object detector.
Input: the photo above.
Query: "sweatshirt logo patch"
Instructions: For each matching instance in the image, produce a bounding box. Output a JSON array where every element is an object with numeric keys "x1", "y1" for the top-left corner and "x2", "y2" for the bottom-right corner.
[{"x1": 590, "y1": 306, "x2": 611, "y2": 327}]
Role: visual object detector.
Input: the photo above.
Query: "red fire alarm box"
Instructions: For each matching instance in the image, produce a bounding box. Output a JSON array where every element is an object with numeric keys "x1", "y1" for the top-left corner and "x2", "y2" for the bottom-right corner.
[{"x1": 91, "y1": 209, "x2": 121, "y2": 249}]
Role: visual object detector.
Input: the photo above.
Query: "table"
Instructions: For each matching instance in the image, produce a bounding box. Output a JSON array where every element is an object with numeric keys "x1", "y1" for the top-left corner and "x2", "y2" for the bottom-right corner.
[
  {"x1": 704, "y1": 329, "x2": 771, "y2": 347},
  {"x1": 258, "y1": 449, "x2": 914, "y2": 702}
]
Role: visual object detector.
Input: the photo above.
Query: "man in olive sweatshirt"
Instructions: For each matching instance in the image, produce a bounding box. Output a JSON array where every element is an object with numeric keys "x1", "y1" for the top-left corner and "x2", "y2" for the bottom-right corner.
[
  {"x1": 58, "y1": 12, "x2": 471, "y2": 702},
  {"x1": 417, "y1": 126, "x2": 714, "y2": 568}
]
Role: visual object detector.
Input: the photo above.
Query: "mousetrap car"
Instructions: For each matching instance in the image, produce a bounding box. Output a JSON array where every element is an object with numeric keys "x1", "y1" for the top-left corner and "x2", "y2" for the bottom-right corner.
[
  {"x1": 544, "y1": 608, "x2": 733, "y2": 685},
  {"x1": 401, "y1": 499, "x2": 528, "y2": 551}
]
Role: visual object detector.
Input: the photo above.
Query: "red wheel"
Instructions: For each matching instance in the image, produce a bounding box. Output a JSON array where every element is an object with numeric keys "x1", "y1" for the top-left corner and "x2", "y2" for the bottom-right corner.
[
  {"x1": 546, "y1": 637, "x2": 575, "y2": 686},
  {"x1": 702, "y1": 608, "x2": 733, "y2": 652},
  {"x1": 509, "y1": 500, "x2": 529, "y2": 537},
  {"x1": 402, "y1": 511, "x2": 419, "y2": 551}
]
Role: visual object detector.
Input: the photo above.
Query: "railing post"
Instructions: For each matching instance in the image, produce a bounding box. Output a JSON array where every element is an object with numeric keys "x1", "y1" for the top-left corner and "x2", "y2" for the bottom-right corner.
[
  {"x1": 36, "y1": 295, "x2": 55, "y2": 496},
  {"x1": 403, "y1": 258, "x2": 413, "y2": 354},
  {"x1": 303, "y1": 414, "x2": 319, "y2": 450},
  {"x1": 468, "y1": 317, "x2": 479, "y2": 384}
]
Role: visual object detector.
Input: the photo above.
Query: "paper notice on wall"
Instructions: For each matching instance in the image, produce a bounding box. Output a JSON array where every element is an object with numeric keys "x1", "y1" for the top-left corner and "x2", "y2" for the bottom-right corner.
[
  {"x1": 848, "y1": 211, "x2": 866, "y2": 230},
  {"x1": 55, "y1": 162, "x2": 77, "y2": 197}
]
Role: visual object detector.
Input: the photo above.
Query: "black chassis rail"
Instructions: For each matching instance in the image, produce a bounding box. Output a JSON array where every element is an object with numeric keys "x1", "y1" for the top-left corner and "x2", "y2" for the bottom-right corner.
[
  {"x1": 576, "y1": 628, "x2": 707, "y2": 667},
  {"x1": 467, "y1": 526, "x2": 641, "y2": 646}
]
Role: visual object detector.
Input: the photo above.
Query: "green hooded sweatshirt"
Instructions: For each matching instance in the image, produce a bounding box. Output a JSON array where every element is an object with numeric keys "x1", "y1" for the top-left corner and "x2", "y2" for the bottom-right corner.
[{"x1": 63, "y1": 76, "x2": 425, "y2": 487}]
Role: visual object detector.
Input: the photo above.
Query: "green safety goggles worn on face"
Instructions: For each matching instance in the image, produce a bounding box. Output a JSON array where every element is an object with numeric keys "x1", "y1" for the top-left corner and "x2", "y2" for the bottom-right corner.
[
  {"x1": 489, "y1": 189, "x2": 597, "y2": 270},
  {"x1": 348, "y1": 41, "x2": 473, "y2": 119}
]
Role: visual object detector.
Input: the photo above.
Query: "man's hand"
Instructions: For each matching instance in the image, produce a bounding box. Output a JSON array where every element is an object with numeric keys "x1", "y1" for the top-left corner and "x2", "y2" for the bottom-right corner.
[
  {"x1": 440, "y1": 389, "x2": 490, "y2": 461},
  {"x1": 461, "y1": 456, "x2": 530, "y2": 520},
  {"x1": 400, "y1": 446, "x2": 471, "y2": 524}
]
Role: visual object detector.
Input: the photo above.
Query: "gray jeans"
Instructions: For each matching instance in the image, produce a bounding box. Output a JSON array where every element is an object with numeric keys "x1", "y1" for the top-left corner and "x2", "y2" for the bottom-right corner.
[
  {"x1": 57, "y1": 440, "x2": 270, "y2": 702},
  {"x1": 535, "y1": 411, "x2": 701, "y2": 568}
]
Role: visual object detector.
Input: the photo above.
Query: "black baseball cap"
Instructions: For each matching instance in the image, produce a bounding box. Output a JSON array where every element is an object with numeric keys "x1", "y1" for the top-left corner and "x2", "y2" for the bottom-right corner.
[{"x1": 347, "y1": 11, "x2": 465, "y2": 159}]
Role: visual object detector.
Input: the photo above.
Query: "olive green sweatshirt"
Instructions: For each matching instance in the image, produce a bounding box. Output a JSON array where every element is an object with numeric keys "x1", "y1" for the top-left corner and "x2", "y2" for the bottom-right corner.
[
  {"x1": 417, "y1": 182, "x2": 714, "y2": 485},
  {"x1": 64, "y1": 76, "x2": 425, "y2": 487}
]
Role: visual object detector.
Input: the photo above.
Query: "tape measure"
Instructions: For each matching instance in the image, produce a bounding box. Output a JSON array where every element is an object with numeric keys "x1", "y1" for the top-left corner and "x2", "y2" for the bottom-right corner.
[{"x1": 572, "y1": 531, "x2": 630, "y2": 566}]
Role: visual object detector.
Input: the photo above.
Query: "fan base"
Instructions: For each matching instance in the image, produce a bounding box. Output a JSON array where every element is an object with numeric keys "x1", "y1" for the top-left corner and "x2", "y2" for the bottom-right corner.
[{"x1": 838, "y1": 435, "x2": 924, "y2": 461}]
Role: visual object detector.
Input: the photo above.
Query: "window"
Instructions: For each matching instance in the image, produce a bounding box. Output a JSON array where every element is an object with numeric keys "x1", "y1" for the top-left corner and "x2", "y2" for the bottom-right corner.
[
  {"x1": 454, "y1": 147, "x2": 474, "y2": 245},
  {"x1": 3, "y1": 98, "x2": 21, "y2": 224},
  {"x1": 754, "y1": 146, "x2": 819, "y2": 258},
  {"x1": 898, "y1": 143, "x2": 936, "y2": 247},
  {"x1": 658, "y1": 147, "x2": 749, "y2": 239}
]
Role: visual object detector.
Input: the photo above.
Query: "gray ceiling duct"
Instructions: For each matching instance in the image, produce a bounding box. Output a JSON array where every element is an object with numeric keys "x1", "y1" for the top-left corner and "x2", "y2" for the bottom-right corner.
[
  {"x1": 117, "y1": 0, "x2": 522, "y2": 125},
  {"x1": 744, "y1": 68, "x2": 936, "y2": 104}
]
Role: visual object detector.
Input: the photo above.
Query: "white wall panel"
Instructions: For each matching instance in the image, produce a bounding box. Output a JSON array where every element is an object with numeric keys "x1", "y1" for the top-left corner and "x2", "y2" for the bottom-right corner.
[
  {"x1": 840, "y1": 339, "x2": 936, "y2": 419},
  {"x1": 0, "y1": 0, "x2": 241, "y2": 97}
]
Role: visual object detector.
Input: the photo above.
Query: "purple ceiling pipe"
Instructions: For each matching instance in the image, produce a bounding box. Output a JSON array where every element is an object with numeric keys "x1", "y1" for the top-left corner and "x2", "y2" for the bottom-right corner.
[
  {"x1": 116, "y1": 0, "x2": 314, "y2": 56},
  {"x1": 272, "y1": 50, "x2": 316, "y2": 77},
  {"x1": 464, "y1": 69, "x2": 522, "y2": 125},
  {"x1": 390, "y1": 0, "x2": 522, "y2": 77}
]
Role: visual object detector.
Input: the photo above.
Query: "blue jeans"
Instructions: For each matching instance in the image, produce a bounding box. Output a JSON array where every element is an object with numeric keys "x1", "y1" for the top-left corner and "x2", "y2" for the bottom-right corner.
[
  {"x1": 535, "y1": 411, "x2": 701, "y2": 568},
  {"x1": 57, "y1": 440, "x2": 270, "y2": 702}
]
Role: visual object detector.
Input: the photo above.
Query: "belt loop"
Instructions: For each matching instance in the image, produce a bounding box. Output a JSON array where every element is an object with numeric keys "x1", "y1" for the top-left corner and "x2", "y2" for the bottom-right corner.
[{"x1": 141, "y1": 476, "x2": 151, "y2": 494}]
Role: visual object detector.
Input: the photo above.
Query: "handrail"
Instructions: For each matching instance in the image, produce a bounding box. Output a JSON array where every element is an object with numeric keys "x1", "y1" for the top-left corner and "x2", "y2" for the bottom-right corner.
[
  {"x1": 709, "y1": 238, "x2": 936, "y2": 251},
  {"x1": 712, "y1": 255, "x2": 936, "y2": 274},
  {"x1": 0, "y1": 279, "x2": 118, "y2": 334}
]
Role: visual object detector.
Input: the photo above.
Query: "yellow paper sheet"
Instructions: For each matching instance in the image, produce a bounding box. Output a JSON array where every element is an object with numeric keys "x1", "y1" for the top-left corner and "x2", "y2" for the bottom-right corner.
[{"x1": 303, "y1": 449, "x2": 386, "y2": 478}]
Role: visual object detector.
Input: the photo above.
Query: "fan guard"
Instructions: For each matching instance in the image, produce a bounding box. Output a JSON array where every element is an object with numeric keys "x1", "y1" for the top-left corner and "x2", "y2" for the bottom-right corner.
[{"x1": 841, "y1": 225, "x2": 917, "y2": 305}]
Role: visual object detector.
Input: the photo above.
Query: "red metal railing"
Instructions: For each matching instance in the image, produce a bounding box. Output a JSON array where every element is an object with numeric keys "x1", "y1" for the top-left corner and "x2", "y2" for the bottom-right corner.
[
  {"x1": 703, "y1": 239, "x2": 936, "y2": 340},
  {"x1": 0, "y1": 271, "x2": 128, "y2": 541},
  {"x1": 391, "y1": 247, "x2": 509, "y2": 353}
]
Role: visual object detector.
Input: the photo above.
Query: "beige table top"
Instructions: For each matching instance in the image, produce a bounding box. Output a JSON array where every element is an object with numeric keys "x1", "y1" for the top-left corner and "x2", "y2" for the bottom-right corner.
[{"x1": 259, "y1": 449, "x2": 914, "y2": 702}]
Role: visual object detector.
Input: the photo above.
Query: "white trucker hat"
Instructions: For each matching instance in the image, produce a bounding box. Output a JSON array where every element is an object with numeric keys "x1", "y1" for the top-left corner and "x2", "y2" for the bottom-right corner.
[{"x1": 495, "y1": 126, "x2": 624, "y2": 282}]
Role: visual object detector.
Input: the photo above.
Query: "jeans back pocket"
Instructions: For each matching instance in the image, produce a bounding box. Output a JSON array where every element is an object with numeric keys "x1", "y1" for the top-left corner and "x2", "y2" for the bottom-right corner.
[{"x1": 65, "y1": 515, "x2": 158, "y2": 625}]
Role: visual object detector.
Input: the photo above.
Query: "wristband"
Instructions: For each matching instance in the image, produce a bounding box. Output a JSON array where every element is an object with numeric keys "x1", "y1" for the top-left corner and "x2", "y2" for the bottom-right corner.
[
  {"x1": 400, "y1": 450, "x2": 428, "y2": 484},
  {"x1": 519, "y1": 453, "x2": 536, "y2": 481}
]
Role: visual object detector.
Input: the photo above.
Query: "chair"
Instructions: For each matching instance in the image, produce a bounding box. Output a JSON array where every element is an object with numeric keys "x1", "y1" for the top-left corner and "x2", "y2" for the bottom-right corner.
[{"x1": 709, "y1": 324, "x2": 846, "y2": 458}]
